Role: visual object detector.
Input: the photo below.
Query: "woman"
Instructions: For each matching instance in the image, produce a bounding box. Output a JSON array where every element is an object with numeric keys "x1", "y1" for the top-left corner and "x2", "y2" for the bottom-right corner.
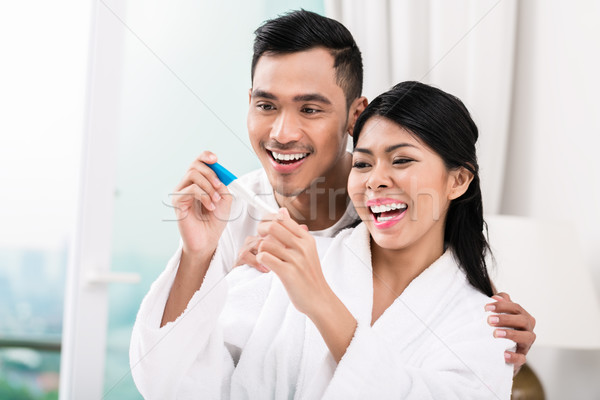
[{"x1": 131, "y1": 82, "x2": 513, "y2": 399}]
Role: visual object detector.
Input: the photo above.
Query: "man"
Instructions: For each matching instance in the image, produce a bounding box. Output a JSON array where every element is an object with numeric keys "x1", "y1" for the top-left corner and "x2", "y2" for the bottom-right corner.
[{"x1": 131, "y1": 10, "x2": 535, "y2": 397}]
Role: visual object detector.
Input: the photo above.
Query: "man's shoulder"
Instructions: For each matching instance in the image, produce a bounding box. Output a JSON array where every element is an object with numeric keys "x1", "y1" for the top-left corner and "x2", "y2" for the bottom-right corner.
[{"x1": 237, "y1": 167, "x2": 269, "y2": 190}]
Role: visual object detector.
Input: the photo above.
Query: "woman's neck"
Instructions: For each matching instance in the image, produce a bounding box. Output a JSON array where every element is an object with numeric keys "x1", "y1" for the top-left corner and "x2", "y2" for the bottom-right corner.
[{"x1": 370, "y1": 230, "x2": 445, "y2": 296}]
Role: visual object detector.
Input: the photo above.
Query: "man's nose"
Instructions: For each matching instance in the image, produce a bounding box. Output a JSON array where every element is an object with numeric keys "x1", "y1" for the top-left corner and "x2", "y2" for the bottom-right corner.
[{"x1": 270, "y1": 111, "x2": 303, "y2": 143}]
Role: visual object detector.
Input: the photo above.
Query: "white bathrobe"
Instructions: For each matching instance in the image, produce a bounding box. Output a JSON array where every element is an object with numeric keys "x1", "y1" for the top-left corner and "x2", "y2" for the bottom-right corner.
[{"x1": 130, "y1": 223, "x2": 514, "y2": 399}]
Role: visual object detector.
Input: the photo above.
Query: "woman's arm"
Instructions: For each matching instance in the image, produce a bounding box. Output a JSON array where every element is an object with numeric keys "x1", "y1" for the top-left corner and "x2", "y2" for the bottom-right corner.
[{"x1": 255, "y1": 208, "x2": 358, "y2": 362}]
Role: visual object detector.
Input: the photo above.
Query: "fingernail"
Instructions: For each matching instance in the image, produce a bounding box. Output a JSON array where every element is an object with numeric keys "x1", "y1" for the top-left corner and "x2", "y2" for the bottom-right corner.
[
  {"x1": 495, "y1": 329, "x2": 507, "y2": 338},
  {"x1": 212, "y1": 192, "x2": 221, "y2": 202},
  {"x1": 488, "y1": 316, "x2": 499, "y2": 325},
  {"x1": 213, "y1": 179, "x2": 222, "y2": 187},
  {"x1": 504, "y1": 352, "x2": 511, "y2": 360},
  {"x1": 279, "y1": 208, "x2": 289, "y2": 216},
  {"x1": 492, "y1": 295, "x2": 503, "y2": 301},
  {"x1": 485, "y1": 304, "x2": 496, "y2": 312},
  {"x1": 207, "y1": 202, "x2": 216, "y2": 211}
]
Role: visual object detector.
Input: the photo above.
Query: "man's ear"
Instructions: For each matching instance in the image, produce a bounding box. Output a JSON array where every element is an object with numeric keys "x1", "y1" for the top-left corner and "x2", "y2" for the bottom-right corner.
[
  {"x1": 448, "y1": 167, "x2": 474, "y2": 200},
  {"x1": 248, "y1": 88, "x2": 253, "y2": 104},
  {"x1": 346, "y1": 96, "x2": 368, "y2": 134}
]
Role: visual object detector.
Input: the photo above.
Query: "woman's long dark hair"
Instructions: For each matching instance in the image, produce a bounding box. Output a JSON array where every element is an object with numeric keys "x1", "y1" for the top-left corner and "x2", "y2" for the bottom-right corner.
[{"x1": 353, "y1": 81, "x2": 493, "y2": 296}]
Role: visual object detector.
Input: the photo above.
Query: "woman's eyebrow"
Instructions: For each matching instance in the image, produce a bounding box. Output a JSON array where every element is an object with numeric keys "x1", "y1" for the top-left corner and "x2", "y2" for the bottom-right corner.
[
  {"x1": 353, "y1": 143, "x2": 416, "y2": 155},
  {"x1": 385, "y1": 143, "x2": 417, "y2": 152},
  {"x1": 353, "y1": 148, "x2": 372, "y2": 155}
]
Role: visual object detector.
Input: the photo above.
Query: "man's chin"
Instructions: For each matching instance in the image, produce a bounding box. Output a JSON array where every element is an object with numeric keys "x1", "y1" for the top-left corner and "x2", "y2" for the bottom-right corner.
[{"x1": 273, "y1": 185, "x2": 306, "y2": 198}]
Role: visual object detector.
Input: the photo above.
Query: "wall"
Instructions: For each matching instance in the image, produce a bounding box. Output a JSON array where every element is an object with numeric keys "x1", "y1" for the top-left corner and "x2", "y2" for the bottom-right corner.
[{"x1": 501, "y1": 1, "x2": 600, "y2": 398}]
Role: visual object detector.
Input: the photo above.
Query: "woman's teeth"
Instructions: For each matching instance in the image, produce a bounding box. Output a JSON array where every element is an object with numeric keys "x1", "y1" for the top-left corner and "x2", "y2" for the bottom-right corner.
[
  {"x1": 271, "y1": 151, "x2": 309, "y2": 162},
  {"x1": 369, "y1": 202, "x2": 408, "y2": 222},
  {"x1": 369, "y1": 202, "x2": 407, "y2": 214}
]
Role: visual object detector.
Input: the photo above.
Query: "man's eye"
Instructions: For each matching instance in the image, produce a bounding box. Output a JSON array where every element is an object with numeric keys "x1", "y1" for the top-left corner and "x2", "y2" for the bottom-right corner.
[
  {"x1": 257, "y1": 104, "x2": 275, "y2": 111},
  {"x1": 301, "y1": 107, "x2": 320, "y2": 114},
  {"x1": 352, "y1": 161, "x2": 370, "y2": 169}
]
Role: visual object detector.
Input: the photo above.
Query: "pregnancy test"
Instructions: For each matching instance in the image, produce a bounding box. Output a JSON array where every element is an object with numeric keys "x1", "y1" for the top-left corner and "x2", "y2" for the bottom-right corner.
[{"x1": 207, "y1": 162, "x2": 278, "y2": 215}]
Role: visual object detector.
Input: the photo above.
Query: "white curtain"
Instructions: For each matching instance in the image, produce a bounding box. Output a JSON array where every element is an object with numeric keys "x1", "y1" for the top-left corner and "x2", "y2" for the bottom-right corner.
[{"x1": 325, "y1": 0, "x2": 517, "y2": 215}]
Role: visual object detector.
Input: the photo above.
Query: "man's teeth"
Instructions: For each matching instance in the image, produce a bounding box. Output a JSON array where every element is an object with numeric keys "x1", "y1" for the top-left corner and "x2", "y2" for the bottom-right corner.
[
  {"x1": 369, "y1": 202, "x2": 407, "y2": 214},
  {"x1": 271, "y1": 151, "x2": 308, "y2": 161}
]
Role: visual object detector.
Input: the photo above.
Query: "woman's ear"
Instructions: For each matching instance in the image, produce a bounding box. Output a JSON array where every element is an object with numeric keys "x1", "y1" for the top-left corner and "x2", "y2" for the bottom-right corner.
[
  {"x1": 448, "y1": 167, "x2": 474, "y2": 200},
  {"x1": 346, "y1": 96, "x2": 368, "y2": 134}
]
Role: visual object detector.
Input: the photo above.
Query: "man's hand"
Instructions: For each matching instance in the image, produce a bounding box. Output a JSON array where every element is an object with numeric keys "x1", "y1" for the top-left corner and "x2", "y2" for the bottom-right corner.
[
  {"x1": 485, "y1": 292, "x2": 536, "y2": 375},
  {"x1": 172, "y1": 151, "x2": 232, "y2": 258},
  {"x1": 161, "y1": 152, "x2": 233, "y2": 326},
  {"x1": 234, "y1": 235, "x2": 269, "y2": 273}
]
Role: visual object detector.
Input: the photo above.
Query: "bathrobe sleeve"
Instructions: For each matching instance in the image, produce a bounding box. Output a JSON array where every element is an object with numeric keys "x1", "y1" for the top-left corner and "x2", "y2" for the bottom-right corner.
[
  {"x1": 129, "y1": 227, "x2": 268, "y2": 400},
  {"x1": 322, "y1": 310, "x2": 514, "y2": 400}
]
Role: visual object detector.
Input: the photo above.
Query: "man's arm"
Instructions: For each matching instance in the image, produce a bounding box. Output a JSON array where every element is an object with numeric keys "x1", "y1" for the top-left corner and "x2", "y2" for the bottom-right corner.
[
  {"x1": 486, "y1": 292, "x2": 536, "y2": 374},
  {"x1": 160, "y1": 151, "x2": 233, "y2": 326}
]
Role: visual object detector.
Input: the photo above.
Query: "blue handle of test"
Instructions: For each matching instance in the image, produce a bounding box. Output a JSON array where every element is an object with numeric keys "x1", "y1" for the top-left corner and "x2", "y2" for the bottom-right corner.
[{"x1": 206, "y1": 162, "x2": 237, "y2": 186}]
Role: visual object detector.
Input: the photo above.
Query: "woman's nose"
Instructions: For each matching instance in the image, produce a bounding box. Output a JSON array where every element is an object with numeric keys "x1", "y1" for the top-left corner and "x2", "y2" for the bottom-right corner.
[{"x1": 366, "y1": 163, "x2": 391, "y2": 190}]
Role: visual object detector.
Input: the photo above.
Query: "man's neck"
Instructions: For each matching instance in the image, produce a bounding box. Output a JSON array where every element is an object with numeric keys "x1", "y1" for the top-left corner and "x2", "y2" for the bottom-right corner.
[{"x1": 274, "y1": 154, "x2": 352, "y2": 231}]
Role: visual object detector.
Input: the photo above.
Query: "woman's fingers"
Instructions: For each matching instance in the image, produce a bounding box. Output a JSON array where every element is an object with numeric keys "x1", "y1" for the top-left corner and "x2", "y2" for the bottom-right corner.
[
  {"x1": 256, "y1": 250, "x2": 286, "y2": 275},
  {"x1": 276, "y1": 208, "x2": 311, "y2": 238},
  {"x1": 257, "y1": 223, "x2": 296, "y2": 249},
  {"x1": 257, "y1": 235, "x2": 292, "y2": 264}
]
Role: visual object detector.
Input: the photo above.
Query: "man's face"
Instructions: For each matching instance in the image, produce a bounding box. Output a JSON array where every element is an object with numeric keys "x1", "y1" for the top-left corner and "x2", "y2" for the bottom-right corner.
[{"x1": 247, "y1": 48, "x2": 353, "y2": 197}]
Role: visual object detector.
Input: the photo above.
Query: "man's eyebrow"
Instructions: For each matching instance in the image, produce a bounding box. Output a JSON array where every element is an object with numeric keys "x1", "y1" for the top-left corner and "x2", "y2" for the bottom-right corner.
[
  {"x1": 251, "y1": 89, "x2": 277, "y2": 100},
  {"x1": 293, "y1": 93, "x2": 332, "y2": 105},
  {"x1": 353, "y1": 143, "x2": 417, "y2": 155}
]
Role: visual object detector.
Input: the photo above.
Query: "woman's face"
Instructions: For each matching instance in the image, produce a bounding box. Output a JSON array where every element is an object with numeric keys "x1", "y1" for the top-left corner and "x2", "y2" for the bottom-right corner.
[{"x1": 348, "y1": 116, "x2": 465, "y2": 252}]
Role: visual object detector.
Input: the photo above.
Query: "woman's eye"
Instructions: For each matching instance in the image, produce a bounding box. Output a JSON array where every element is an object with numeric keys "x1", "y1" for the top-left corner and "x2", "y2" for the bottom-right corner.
[
  {"x1": 352, "y1": 161, "x2": 370, "y2": 169},
  {"x1": 393, "y1": 158, "x2": 413, "y2": 165}
]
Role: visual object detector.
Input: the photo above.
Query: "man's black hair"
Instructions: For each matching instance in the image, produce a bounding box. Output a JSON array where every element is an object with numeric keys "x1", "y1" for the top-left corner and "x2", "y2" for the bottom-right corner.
[{"x1": 251, "y1": 9, "x2": 363, "y2": 108}]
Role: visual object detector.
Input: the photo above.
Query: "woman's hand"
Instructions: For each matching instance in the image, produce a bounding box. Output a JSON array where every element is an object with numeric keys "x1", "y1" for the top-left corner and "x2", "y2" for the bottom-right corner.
[
  {"x1": 485, "y1": 292, "x2": 536, "y2": 375},
  {"x1": 256, "y1": 208, "x2": 331, "y2": 316},
  {"x1": 256, "y1": 208, "x2": 357, "y2": 362}
]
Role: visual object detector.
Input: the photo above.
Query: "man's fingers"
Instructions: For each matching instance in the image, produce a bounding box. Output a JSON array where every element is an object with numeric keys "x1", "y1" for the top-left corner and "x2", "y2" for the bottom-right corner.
[
  {"x1": 504, "y1": 351, "x2": 527, "y2": 372},
  {"x1": 493, "y1": 329, "x2": 535, "y2": 353},
  {"x1": 234, "y1": 237, "x2": 268, "y2": 272},
  {"x1": 173, "y1": 183, "x2": 215, "y2": 212},
  {"x1": 487, "y1": 313, "x2": 531, "y2": 331},
  {"x1": 174, "y1": 152, "x2": 222, "y2": 192},
  {"x1": 493, "y1": 292, "x2": 512, "y2": 302},
  {"x1": 486, "y1": 299, "x2": 526, "y2": 316}
]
